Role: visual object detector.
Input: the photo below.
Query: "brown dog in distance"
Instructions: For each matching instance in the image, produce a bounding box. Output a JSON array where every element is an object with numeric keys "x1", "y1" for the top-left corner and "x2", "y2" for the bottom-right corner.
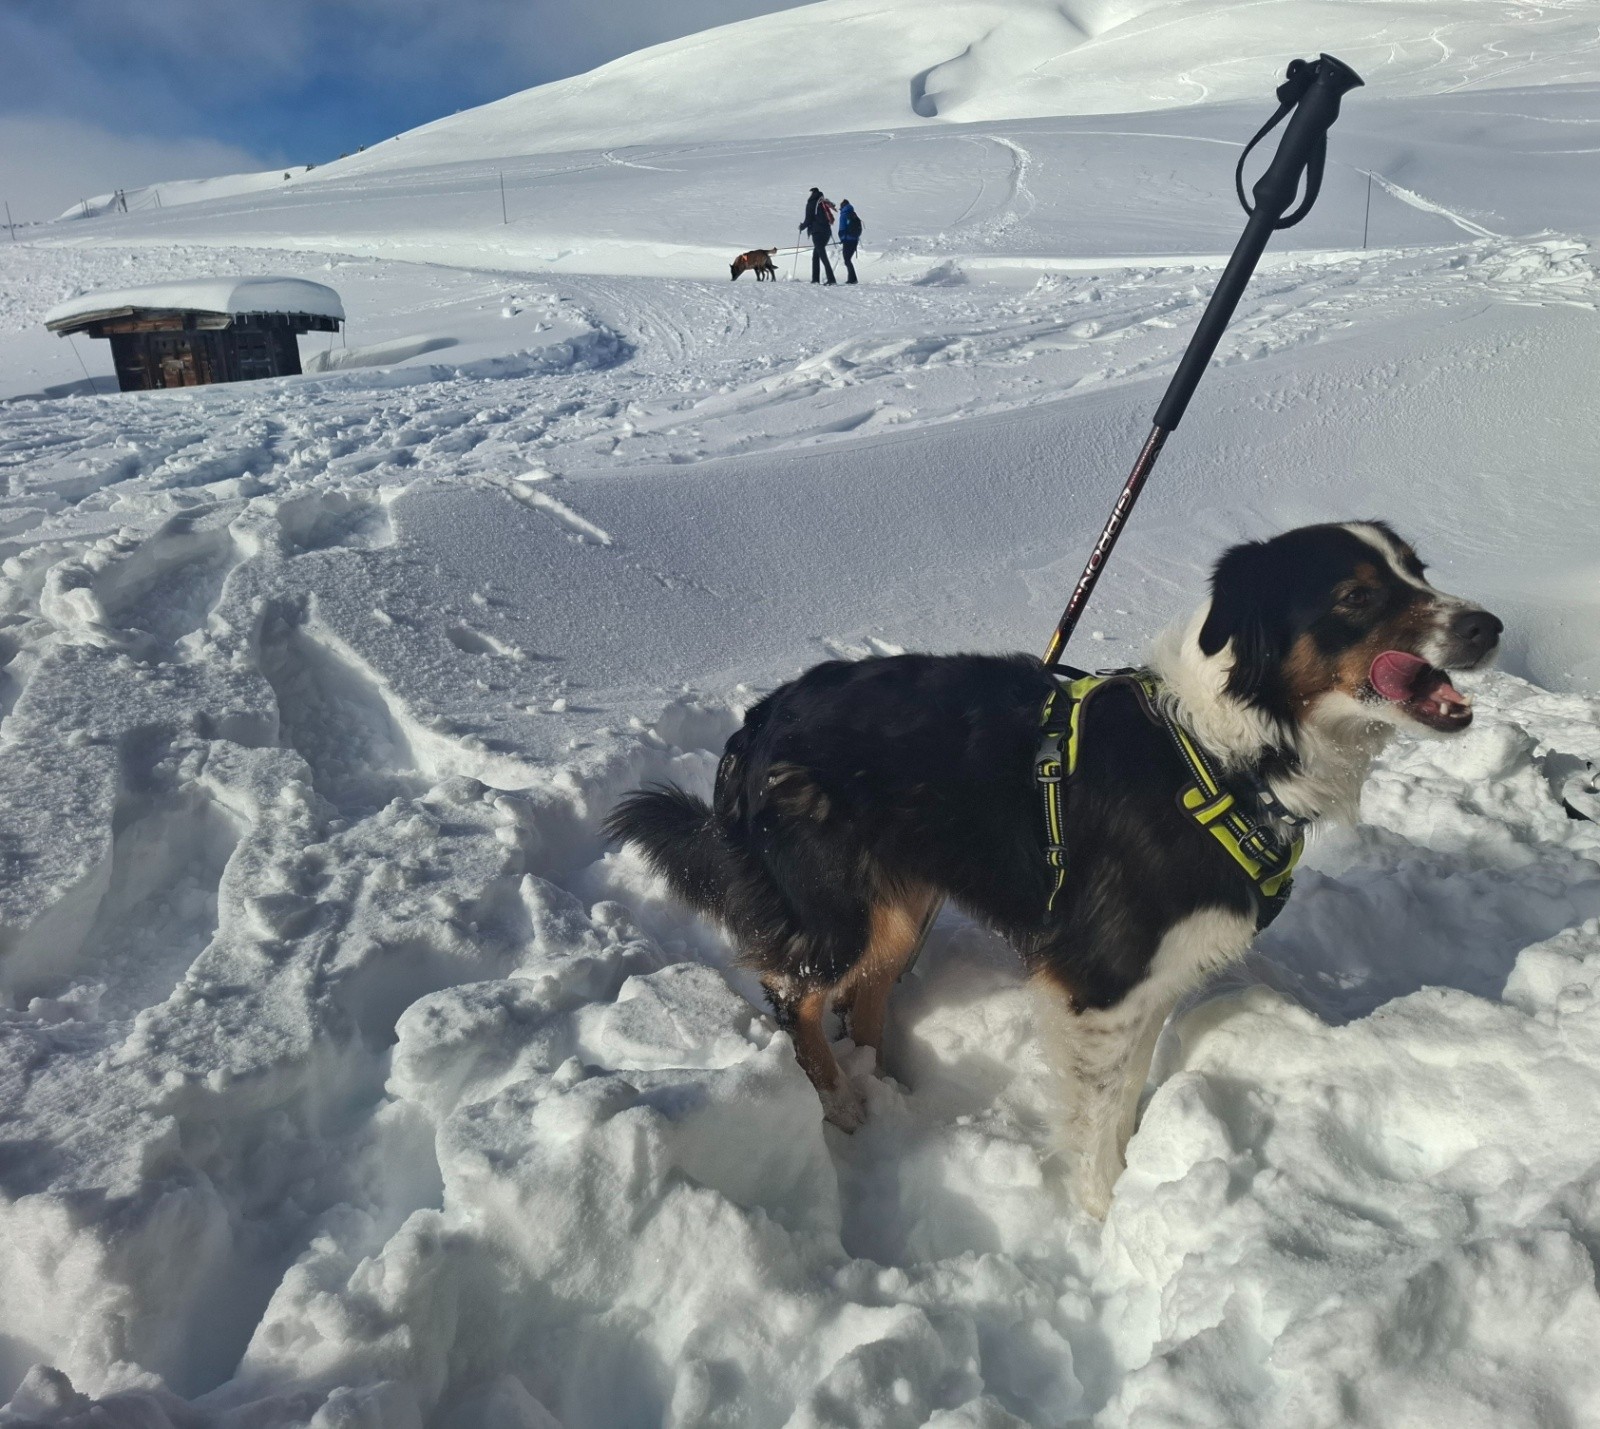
[{"x1": 730, "y1": 249, "x2": 779, "y2": 281}]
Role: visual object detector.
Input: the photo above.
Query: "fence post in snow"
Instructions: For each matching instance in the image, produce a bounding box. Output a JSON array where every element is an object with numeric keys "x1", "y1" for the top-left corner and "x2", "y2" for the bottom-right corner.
[
  {"x1": 1363, "y1": 171, "x2": 1372, "y2": 249},
  {"x1": 500, "y1": 171, "x2": 507, "y2": 226},
  {"x1": 5, "y1": 202, "x2": 14, "y2": 242}
]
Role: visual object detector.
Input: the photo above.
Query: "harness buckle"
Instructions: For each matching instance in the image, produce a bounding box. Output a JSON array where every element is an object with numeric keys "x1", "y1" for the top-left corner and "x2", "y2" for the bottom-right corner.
[{"x1": 1237, "y1": 824, "x2": 1285, "y2": 866}]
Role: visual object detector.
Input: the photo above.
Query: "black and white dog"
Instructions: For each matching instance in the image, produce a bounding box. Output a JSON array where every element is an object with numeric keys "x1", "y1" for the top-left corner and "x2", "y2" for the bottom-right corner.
[{"x1": 607, "y1": 523, "x2": 1501, "y2": 1216}]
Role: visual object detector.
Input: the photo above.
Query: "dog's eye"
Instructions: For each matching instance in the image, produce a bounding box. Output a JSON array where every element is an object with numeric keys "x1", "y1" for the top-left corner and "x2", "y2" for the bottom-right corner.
[{"x1": 1337, "y1": 585, "x2": 1377, "y2": 611}]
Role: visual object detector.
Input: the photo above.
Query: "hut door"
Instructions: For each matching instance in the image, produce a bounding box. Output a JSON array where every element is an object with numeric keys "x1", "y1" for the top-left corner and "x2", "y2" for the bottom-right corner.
[{"x1": 149, "y1": 334, "x2": 204, "y2": 387}]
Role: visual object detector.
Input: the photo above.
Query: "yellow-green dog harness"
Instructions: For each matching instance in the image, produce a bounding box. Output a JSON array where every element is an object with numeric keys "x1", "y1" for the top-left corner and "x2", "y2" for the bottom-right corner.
[{"x1": 1035, "y1": 671, "x2": 1304, "y2": 929}]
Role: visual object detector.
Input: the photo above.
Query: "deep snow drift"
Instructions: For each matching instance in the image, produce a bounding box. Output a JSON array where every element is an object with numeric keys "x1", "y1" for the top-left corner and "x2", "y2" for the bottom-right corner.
[{"x1": 3, "y1": 4, "x2": 1600, "y2": 1427}]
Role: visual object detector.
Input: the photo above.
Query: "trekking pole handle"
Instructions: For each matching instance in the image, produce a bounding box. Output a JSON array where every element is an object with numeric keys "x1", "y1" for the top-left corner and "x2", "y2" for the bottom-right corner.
[{"x1": 1153, "y1": 54, "x2": 1362, "y2": 430}]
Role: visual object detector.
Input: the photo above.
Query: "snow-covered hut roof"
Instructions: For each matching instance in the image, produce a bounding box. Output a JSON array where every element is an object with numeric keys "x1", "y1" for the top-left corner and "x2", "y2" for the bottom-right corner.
[{"x1": 45, "y1": 277, "x2": 344, "y2": 332}]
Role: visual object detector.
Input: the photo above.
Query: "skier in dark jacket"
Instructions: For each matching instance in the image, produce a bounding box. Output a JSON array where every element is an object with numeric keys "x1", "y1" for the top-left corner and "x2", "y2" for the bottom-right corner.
[
  {"x1": 800, "y1": 187, "x2": 836, "y2": 285},
  {"x1": 837, "y1": 200, "x2": 862, "y2": 284}
]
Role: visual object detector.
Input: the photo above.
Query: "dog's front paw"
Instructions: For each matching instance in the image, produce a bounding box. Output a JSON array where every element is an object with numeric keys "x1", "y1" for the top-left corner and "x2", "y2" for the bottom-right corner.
[
  {"x1": 820, "y1": 1077, "x2": 867, "y2": 1132},
  {"x1": 1074, "y1": 1172, "x2": 1114, "y2": 1221},
  {"x1": 1073, "y1": 1148, "x2": 1122, "y2": 1220}
]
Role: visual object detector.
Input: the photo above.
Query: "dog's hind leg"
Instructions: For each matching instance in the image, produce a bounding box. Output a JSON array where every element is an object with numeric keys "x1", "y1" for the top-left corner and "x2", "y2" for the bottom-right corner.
[
  {"x1": 766, "y1": 980, "x2": 865, "y2": 1130},
  {"x1": 744, "y1": 767, "x2": 887, "y2": 1127},
  {"x1": 837, "y1": 889, "x2": 936, "y2": 1067}
]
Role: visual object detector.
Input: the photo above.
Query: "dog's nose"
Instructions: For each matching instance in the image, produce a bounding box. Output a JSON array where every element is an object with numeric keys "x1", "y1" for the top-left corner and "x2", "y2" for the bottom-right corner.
[{"x1": 1450, "y1": 607, "x2": 1503, "y2": 661}]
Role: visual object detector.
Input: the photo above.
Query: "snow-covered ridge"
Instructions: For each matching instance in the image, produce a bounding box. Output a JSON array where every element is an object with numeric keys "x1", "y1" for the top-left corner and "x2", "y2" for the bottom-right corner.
[
  {"x1": 325, "y1": 0, "x2": 1600, "y2": 173},
  {"x1": 57, "y1": 169, "x2": 321, "y2": 224}
]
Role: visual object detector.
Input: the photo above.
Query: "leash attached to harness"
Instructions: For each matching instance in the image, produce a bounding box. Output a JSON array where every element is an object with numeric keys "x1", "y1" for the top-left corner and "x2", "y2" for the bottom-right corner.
[{"x1": 1035, "y1": 671, "x2": 1305, "y2": 930}]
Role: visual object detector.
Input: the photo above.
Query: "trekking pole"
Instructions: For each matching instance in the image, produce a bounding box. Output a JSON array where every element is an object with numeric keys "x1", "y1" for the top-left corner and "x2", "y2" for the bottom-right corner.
[
  {"x1": 903, "y1": 54, "x2": 1363, "y2": 975},
  {"x1": 1039, "y1": 54, "x2": 1362, "y2": 670}
]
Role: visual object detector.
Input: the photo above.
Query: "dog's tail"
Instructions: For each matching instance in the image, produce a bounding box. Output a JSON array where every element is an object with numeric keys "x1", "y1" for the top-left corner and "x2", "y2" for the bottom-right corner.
[{"x1": 604, "y1": 784, "x2": 744, "y2": 919}]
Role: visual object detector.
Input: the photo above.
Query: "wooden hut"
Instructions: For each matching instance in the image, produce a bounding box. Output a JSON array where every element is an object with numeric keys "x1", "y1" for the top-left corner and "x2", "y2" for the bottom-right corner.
[{"x1": 45, "y1": 277, "x2": 344, "y2": 392}]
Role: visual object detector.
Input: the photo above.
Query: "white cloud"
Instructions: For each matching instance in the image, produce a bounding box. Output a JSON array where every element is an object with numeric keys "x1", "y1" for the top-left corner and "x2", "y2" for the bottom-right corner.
[
  {"x1": 0, "y1": 1, "x2": 817, "y2": 223},
  {"x1": 0, "y1": 115, "x2": 274, "y2": 225},
  {"x1": 1, "y1": 1, "x2": 819, "y2": 111}
]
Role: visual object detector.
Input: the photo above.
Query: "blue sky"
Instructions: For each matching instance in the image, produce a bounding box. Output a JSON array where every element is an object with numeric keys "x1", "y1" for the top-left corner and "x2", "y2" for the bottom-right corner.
[{"x1": 0, "y1": 0, "x2": 811, "y2": 220}]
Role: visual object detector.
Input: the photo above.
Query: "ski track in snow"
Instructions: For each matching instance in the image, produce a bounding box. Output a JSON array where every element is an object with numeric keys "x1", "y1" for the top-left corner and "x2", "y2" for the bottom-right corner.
[{"x1": 3, "y1": 80, "x2": 1600, "y2": 1429}]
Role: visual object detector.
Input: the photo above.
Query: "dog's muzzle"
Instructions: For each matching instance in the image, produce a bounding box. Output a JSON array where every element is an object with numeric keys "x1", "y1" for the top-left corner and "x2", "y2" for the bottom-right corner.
[{"x1": 1442, "y1": 606, "x2": 1503, "y2": 669}]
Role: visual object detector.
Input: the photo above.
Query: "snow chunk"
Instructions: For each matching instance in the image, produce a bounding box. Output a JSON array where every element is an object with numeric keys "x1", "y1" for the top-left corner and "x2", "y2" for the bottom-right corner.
[{"x1": 45, "y1": 277, "x2": 344, "y2": 329}]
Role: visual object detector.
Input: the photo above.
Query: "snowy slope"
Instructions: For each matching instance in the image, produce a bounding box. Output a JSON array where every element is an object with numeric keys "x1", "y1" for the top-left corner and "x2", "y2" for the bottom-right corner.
[
  {"x1": 321, "y1": 0, "x2": 1600, "y2": 172},
  {"x1": 3, "y1": 8, "x2": 1600, "y2": 1428},
  {"x1": 32, "y1": 86, "x2": 1600, "y2": 294},
  {"x1": 61, "y1": 169, "x2": 320, "y2": 223}
]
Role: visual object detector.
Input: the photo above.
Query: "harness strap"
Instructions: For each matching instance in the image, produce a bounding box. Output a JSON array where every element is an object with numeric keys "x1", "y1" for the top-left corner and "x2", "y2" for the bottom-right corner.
[
  {"x1": 1036, "y1": 671, "x2": 1305, "y2": 929},
  {"x1": 1035, "y1": 671, "x2": 1108, "y2": 911}
]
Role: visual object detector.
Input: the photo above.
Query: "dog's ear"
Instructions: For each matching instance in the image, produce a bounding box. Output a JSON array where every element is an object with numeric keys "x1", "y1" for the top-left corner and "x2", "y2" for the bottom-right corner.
[{"x1": 1200, "y1": 540, "x2": 1279, "y2": 703}]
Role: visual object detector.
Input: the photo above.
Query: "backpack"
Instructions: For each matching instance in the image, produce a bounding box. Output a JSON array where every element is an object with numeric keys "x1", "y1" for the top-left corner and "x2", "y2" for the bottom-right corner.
[{"x1": 839, "y1": 205, "x2": 862, "y2": 241}]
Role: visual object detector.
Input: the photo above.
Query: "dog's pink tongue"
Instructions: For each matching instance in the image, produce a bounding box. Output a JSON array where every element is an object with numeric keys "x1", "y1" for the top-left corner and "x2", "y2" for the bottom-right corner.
[
  {"x1": 1370, "y1": 651, "x2": 1428, "y2": 701},
  {"x1": 1370, "y1": 651, "x2": 1465, "y2": 706}
]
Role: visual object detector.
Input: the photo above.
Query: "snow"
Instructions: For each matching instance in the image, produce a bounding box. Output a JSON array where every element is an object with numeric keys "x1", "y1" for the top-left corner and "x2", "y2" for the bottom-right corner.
[
  {"x1": 2, "y1": 2, "x2": 1600, "y2": 1425},
  {"x1": 44, "y1": 277, "x2": 345, "y2": 330},
  {"x1": 60, "y1": 169, "x2": 322, "y2": 224},
  {"x1": 318, "y1": 0, "x2": 1600, "y2": 172}
]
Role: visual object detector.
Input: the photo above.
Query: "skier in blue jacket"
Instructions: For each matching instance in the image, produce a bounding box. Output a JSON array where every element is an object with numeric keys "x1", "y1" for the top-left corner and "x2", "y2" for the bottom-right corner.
[{"x1": 837, "y1": 200, "x2": 863, "y2": 284}]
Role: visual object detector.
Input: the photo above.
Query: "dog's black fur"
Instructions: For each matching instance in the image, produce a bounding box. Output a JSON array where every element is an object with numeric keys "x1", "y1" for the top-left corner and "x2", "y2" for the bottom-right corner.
[
  {"x1": 606, "y1": 521, "x2": 1501, "y2": 1214},
  {"x1": 612, "y1": 655, "x2": 1238, "y2": 1010}
]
